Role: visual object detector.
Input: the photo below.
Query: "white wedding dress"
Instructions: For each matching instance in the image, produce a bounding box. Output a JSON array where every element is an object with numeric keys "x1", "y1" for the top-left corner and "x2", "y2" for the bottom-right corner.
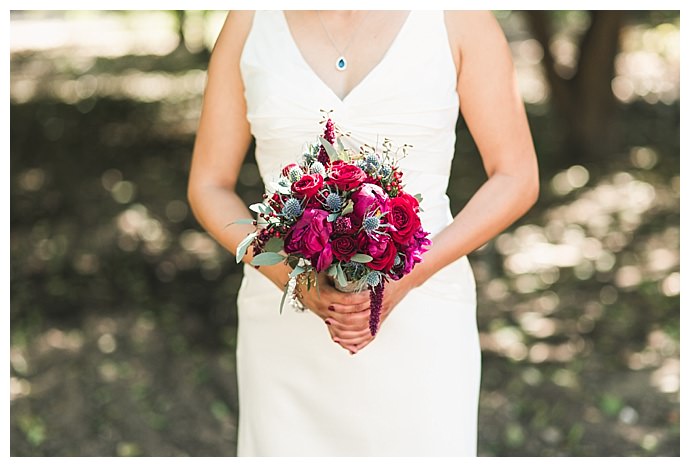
[{"x1": 236, "y1": 10, "x2": 480, "y2": 456}]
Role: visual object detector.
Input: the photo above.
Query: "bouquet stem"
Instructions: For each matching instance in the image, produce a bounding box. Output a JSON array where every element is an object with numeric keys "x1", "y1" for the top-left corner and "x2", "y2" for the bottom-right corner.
[{"x1": 334, "y1": 281, "x2": 361, "y2": 294}]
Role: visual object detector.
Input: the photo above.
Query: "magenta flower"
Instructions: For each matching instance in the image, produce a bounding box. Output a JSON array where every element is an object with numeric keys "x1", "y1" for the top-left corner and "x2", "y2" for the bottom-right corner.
[
  {"x1": 283, "y1": 208, "x2": 334, "y2": 272},
  {"x1": 391, "y1": 229, "x2": 431, "y2": 279},
  {"x1": 351, "y1": 183, "x2": 391, "y2": 223}
]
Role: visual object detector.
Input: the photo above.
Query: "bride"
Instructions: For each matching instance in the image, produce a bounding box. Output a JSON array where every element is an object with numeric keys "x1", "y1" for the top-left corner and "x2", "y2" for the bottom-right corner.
[{"x1": 187, "y1": 10, "x2": 539, "y2": 456}]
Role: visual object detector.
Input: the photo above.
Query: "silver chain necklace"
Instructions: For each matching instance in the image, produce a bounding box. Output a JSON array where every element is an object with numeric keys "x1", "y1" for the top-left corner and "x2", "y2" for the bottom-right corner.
[{"x1": 316, "y1": 11, "x2": 371, "y2": 72}]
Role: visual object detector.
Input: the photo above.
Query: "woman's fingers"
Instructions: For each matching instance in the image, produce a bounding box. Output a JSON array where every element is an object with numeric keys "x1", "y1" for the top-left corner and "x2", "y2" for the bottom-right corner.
[
  {"x1": 325, "y1": 319, "x2": 375, "y2": 354},
  {"x1": 328, "y1": 301, "x2": 371, "y2": 314},
  {"x1": 326, "y1": 310, "x2": 370, "y2": 331},
  {"x1": 313, "y1": 283, "x2": 371, "y2": 315},
  {"x1": 328, "y1": 290, "x2": 371, "y2": 306},
  {"x1": 351, "y1": 336, "x2": 375, "y2": 353},
  {"x1": 330, "y1": 327, "x2": 372, "y2": 340},
  {"x1": 336, "y1": 334, "x2": 375, "y2": 354}
]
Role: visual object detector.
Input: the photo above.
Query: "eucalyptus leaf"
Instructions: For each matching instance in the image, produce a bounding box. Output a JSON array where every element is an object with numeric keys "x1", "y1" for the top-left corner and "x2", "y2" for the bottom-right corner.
[
  {"x1": 336, "y1": 137, "x2": 346, "y2": 157},
  {"x1": 327, "y1": 213, "x2": 339, "y2": 222},
  {"x1": 264, "y1": 237, "x2": 284, "y2": 253},
  {"x1": 336, "y1": 262, "x2": 348, "y2": 287},
  {"x1": 249, "y1": 202, "x2": 267, "y2": 214},
  {"x1": 279, "y1": 284, "x2": 289, "y2": 315},
  {"x1": 236, "y1": 232, "x2": 257, "y2": 263},
  {"x1": 251, "y1": 252, "x2": 286, "y2": 266},
  {"x1": 289, "y1": 265, "x2": 305, "y2": 279},
  {"x1": 270, "y1": 181, "x2": 293, "y2": 195},
  {"x1": 351, "y1": 253, "x2": 373, "y2": 263},
  {"x1": 228, "y1": 218, "x2": 255, "y2": 225},
  {"x1": 318, "y1": 136, "x2": 339, "y2": 162},
  {"x1": 341, "y1": 200, "x2": 354, "y2": 215},
  {"x1": 414, "y1": 193, "x2": 423, "y2": 204}
]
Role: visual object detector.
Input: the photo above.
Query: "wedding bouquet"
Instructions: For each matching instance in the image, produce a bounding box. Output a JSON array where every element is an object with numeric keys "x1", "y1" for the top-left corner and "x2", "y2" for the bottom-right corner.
[{"x1": 233, "y1": 115, "x2": 431, "y2": 336}]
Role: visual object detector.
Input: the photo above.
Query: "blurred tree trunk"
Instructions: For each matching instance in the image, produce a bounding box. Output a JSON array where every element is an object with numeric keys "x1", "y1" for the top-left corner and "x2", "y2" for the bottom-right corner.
[{"x1": 525, "y1": 11, "x2": 625, "y2": 162}]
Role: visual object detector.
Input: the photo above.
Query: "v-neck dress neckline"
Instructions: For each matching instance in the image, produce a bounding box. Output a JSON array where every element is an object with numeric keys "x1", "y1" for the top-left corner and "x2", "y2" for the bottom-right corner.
[{"x1": 279, "y1": 10, "x2": 414, "y2": 105}]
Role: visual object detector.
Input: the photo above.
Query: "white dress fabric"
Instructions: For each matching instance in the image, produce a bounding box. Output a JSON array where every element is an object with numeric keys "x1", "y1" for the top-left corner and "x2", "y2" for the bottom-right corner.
[{"x1": 236, "y1": 10, "x2": 481, "y2": 456}]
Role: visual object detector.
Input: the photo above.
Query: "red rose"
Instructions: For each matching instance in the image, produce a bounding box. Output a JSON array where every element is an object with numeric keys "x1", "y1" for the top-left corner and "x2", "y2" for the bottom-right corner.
[
  {"x1": 389, "y1": 193, "x2": 421, "y2": 244},
  {"x1": 331, "y1": 235, "x2": 358, "y2": 262},
  {"x1": 281, "y1": 163, "x2": 299, "y2": 177},
  {"x1": 292, "y1": 173, "x2": 324, "y2": 198},
  {"x1": 327, "y1": 161, "x2": 366, "y2": 191},
  {"x1": 305, "y1": 196, "x2": 322, "y2": 209},
  {"x1": 360, "y1": 233, "x2": 398, "y2": 272}
]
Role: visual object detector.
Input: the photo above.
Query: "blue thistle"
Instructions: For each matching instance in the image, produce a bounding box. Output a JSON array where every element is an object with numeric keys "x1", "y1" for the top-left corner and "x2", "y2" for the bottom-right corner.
[
  {"x1": 342, "y1": 261, "x2": 364, "y2": 278},
  {"x1": 281, "y1": 198, "x2": 302, "y2": 218},
  {"x1": 301, "y1": 148, "x2": 317, "y2": 166},
  {"x1": 362, "y1": 216, "x2": 380, "y2": 232},
  {"x1": 309, "y1": 161, "x2": 326, "y2": 177},
  {"x1": 355, "y1": 159, "x2": 368, "y2": 170},
  {"x1": 365, "y1": 153, "x2": 380, "y2": 167},
  {"x1": 325, "y1": 193, "x2": 342, "y2": 212},
  {"x1": 380, "y1": 165, "x2": 392, "y2": 178},
  {"x1": 366, "y1": 271, "x2": 381, "y2": 287},
  {"x1": 288, "y1": 167, "x2": 303, "y2": 183}
]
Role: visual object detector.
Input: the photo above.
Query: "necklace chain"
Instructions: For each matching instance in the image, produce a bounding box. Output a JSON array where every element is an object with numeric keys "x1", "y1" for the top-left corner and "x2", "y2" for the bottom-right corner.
[{"x1": 316, "y1": 11, "x2": 371, "y2": 71}]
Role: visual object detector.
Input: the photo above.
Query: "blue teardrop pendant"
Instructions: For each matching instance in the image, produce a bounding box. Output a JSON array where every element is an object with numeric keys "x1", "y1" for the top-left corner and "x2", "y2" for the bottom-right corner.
[{"x1": 336, "y1": 56, "x2": 347, "y2": 71}]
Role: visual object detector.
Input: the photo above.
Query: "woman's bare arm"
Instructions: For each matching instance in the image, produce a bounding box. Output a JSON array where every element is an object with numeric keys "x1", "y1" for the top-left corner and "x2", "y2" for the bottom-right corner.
[
  {"x1": 408, "y1": 11, "x2": 540, "y2": 287},
  {"x1": 187, "y1": 12, "x2": 370, "y2": 342},
  {"x1": 187, "y1": 11, "x2": 291, "y2": 289},
  {"x1": 342, "y1": 11, "x2": 540, "y2": 352}
]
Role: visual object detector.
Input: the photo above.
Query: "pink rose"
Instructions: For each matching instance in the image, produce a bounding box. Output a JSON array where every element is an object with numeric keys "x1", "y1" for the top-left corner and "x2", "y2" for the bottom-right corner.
[
  {"x1": 327, "y1": 161, "x2": 367, "y2": 191},
  {"x1": 283, "y1": 208, "x2": 333, "y2": 272},
  {"x1": 351, "y1": 183, "x2": 391, "y2": 223},
  {"x1": 292, "y1": 174, "x2": 324, "y2": 198},
  {"x1": 391, "y1": 229, "x2": 432, "y2": 279},
  {"x1": 389, "y1": 193, "x2": 421, "y2": 244}
]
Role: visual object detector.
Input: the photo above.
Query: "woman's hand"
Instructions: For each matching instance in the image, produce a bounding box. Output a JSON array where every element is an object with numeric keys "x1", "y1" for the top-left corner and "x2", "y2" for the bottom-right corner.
[
  {"x1": 325, "y1": 274, "x2": 418, "y2": 355},
  {"x1": 296, "y1": 272, "x2": 372, "y2": 353}
]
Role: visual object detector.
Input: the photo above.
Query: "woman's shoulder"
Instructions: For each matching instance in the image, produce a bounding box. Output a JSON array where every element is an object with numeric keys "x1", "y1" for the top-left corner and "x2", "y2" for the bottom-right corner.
[
  {"x1": 212, "y1": 11, "x2": 257, "y2": 58},
  {"x1": 443, "y1": 11, "x2": 506, "y2": 78},
  {"x1": 443, "y1": 10, "x2": 497, "y2": 32},
  {"x1": 203, "y1": 10, "x2": 259, "y2": 82},
  {"x1": 443, "y1": 10, "x2": 504, "y2": 48},
  {"x1": 224, "y1": 10, "x2": 256, "y2": 26}
]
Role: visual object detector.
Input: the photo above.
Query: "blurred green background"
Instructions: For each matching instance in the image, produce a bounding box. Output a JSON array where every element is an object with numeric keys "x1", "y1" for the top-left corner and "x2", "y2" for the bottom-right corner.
[{"x1": 10, "y1": 10, "x2": 679, "y2": 456}]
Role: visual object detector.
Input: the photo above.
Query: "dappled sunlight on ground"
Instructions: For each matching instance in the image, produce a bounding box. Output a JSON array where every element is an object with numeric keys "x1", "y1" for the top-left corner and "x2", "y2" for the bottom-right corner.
[{"x1": 10, "y1": 10, "x2": 679, "y2": 457}]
